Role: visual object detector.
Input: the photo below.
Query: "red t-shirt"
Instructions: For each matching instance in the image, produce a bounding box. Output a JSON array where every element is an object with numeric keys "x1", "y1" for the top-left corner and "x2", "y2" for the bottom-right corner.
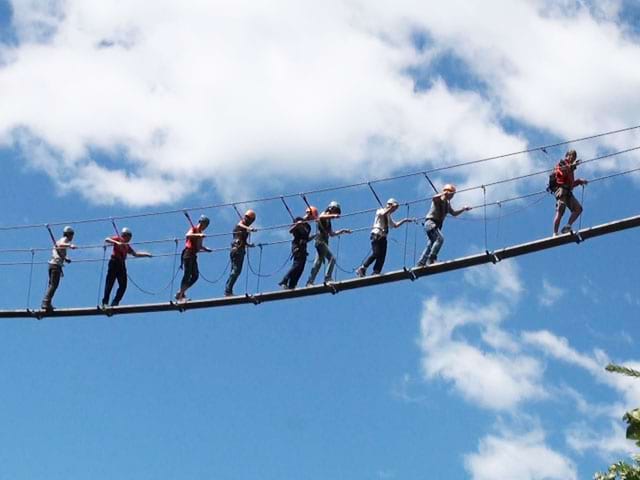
[
  {"x1": 185, "y1": 225, "x2": 204, "y2": 253},
  {"x1": 110, "y1": 236, "x2": 133, "y2": 260}
]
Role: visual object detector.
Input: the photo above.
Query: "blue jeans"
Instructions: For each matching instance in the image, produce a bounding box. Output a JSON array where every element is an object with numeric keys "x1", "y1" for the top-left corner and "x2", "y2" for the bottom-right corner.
[
  {"x1": 307, "y1": 241, "x2": 335, "y2": 284},
  {"x1": 225, "y1": 248, "x2": 245, "y2": 294},
  {"x1": 417, "y1": 221, "x2": 444, "y2": 265}
]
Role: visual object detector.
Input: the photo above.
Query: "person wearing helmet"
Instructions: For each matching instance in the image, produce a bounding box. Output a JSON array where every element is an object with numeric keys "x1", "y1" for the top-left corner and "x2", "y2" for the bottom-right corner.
[
  {"x1": 416, "y1": 184, "x2": 471, "y2": 267},
  {"x1": 278, "y1": 206, "x2": 317, "y2": 290},
  {"x1": 356, "y1": 198, "x2": 413, "y2": 277},
  {"x1": 101, "y1": 228, "x2": 152, "y2": 307},
  {"x1": 176, "y1": 214, "x2": 212, "y2": 302},
  {"x1": 553, "y1": 149, "x2": 588, "y2": 236},
  {"x1": 306, "y1": 201, "x2": 352, "y2": 286},
  {"x1": 224, "y1": 209, "x2": 257, "y2": 296},
  {"x1": 41, "y1": 226, "x2": 77, "y2": 310}
]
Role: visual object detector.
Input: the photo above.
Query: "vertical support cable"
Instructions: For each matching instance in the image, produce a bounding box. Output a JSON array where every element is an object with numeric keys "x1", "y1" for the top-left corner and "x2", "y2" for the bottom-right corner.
[
  {"x1": 26, "y1": 249, "x2": 35, "y2": 310},
  {"x1": 403, "y1": 204, "x2": 410, "y2": 268},
  {"x1": 482, "y1": 185, "x2": 488, "y2": 252},
  {"x1": 413, "y1": 218, "x2": 418, "y2": 265},
  {"x1": 367, "y1": 182, "x2": 383, "y2": 207},
  {"x1": 97, "y1": 245, "x2": 107, "y2": 306},
  {"x1": 280, "y1": 196, "x2": 295, "y2": 221},
  {"x1": 579, "y1": 184, "x2": 586, "y2": 230},
  {"x1": 335, "y1": 235, "x2": 341, "y2": 281},
  {"x1": 256, "y1": 245, "x2": 264, "y2": 293},
  {"x1": 244, "y1": 246, "x2": 250, "y2": 295},
  {"x1": 423, "y1": 173, "x2": 439, "y2": 194},
  {"x1": 169, "y1": 239, "x2": 179, "y2": 302},
  {"x1": 495, "y1": 201, "x2": 503, "y2": 248}
]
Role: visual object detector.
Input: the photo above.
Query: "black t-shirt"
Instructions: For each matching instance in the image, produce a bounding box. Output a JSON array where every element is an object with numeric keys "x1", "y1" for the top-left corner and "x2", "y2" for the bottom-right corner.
[
  {"x1": 316, "y1": 216, "x2": 332, "y2": 243},
  {"x1": 231, "y1": 223, "x2": 250, "y2": 250},
  {"x1": 291, "y1": 219, "x2": 312, "y2": 255}
]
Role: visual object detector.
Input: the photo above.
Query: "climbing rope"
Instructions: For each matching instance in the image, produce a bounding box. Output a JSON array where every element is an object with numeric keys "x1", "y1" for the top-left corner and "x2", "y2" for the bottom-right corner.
[
  {"x1": 199, "y1": 259, "x2": 231, "y2": 285},
  {"x1": 246, "y1": 247, "x2": 292, "y2": 279},
  {"x1": 127, "y1": 267, "x2": 182, "y2": 297}
]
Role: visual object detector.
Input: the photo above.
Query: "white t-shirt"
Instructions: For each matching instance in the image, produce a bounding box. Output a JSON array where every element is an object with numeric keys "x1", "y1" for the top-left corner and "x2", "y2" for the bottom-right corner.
[
  {"x1": 371, "y1": 208, "x2": 392, "y2": 237},
  {"x1": 49, "y1": 237, "x2": 72, "y2": 266}
]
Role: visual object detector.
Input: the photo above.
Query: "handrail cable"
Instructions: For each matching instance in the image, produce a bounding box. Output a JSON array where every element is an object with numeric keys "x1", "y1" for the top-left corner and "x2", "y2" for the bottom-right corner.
[
  {"x1": 0, "y1": 125, "x2": 638, "y2": 232},
  {"x1": 3, "y1": 163, "x2": 639, "y2": 263},
  {"x1": 3, "y1": 142, "x2": 637, "y2": 256}
]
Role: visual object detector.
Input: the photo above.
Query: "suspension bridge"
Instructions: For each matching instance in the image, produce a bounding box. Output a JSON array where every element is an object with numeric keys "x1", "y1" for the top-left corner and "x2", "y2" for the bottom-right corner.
[{"x1": 0, "y1": 125, "x2": 638, "y2": 319}]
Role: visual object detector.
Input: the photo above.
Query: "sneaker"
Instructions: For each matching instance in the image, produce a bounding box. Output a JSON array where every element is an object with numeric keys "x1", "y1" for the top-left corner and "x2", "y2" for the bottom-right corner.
[
  {"x1": 324, "y1": 276, "x2": 333, "y2": 283},
  {"x1": 111, "y1": 301, "x2": 119, "y2": 307},
  {"x1": 355, "y1": 266, "x2": 366, "y2": 277},
  {"x1": 305, "y1": 281, "x2": 313, "y2": 287},
  {"x1": 278, "y1": 281, "x2": 288, "y2": 290},
  {"x1": 561, "y1": 225, "x2": 572, "y2": 234},
  {"x1": 426, "y1": 256, "x2": 437, "y2": 265},
  {"x1": 175, "y1": 292, "x2": 183, "y2": 301},
  {"x1": 224, "y1": 291, "x2": 233, "y2": 297},
  {"x1": 415, "y1": 262, "x2": 425, "y2": 268},
  {"x1": 371, "y1": 271, "x2": 381, "y2": 276},
  {"x1": 41, "y1": 303, "x2": 54, "y2": 311}
]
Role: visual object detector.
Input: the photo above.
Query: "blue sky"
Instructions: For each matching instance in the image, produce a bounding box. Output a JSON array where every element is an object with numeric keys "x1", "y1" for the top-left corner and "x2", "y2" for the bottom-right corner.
[{"x1": 1, "y1": 1, "x2": 640, "y2": 479}]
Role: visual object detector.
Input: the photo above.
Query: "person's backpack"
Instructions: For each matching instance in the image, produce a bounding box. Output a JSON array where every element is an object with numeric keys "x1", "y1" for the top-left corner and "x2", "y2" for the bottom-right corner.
[{"x1": 546, "y1": 161, "x2": 563, "y2": 194}]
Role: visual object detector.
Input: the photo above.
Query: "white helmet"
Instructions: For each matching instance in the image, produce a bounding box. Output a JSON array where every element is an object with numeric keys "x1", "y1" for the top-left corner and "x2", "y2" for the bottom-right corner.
[
  {"x1": 121, "y1": 227, "x2": 132, "y2": 237},
  {"x1": 327, "y1": 201, "x2": 341, "y2": 213},
  {"x1": 386, "y1": 198, "x2": 399, "y2": 207},
  {"x1": 63, "y1": 226, "x2": 74, "y2": 235}
]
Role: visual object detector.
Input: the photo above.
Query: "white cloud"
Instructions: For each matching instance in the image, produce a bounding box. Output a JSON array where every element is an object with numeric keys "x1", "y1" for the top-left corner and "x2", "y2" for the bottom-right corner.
[
  {"x1": 538, "y1": 279, "x2": 564, "y2": 307},
  {"x1": 9, "y1": 0, "x2": 640, "y2": 207},
  {"x1": 419, "y1": 297, "x2": 546, "y2": 411},
  {"x1": 566, "y1": 421, "x2": 636, "y2": 458},
  {"x1": 465, "y1": 428, "x2": 577, "y2": 480},
  {"x1": 523, "y1": 330, "x2": 640, "y2": 408},
  {"x1": 464, "y1": 260, "x2": 523, "y2": 301},
  {"x1": 522, "y1": 329, "x2": 605, "y2": 375},
  {"x1": 0, "y1": 0, "x2": 538, "y2": 206}
]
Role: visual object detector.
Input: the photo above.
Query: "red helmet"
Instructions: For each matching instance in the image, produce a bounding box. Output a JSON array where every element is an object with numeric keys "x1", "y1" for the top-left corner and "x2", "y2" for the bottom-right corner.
[{"x1": 305, "y1": 206, "x2": 319, "y2": 220}]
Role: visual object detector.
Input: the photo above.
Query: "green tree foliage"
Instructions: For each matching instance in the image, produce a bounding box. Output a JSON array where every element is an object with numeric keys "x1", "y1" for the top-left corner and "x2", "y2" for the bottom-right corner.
[{"x1": 594, "y1": 364, "x2": 640, "y2": 480}]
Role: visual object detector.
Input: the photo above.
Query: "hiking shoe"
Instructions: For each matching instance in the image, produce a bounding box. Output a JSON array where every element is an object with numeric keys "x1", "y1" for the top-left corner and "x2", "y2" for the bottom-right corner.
[
  {"x1": 426, "y1": 256, "x2": 437, "y2": 265},
  {"x1": 561, "y1": 225, "x2": 572, "y2": 234},
  {"x1": 355, "y1": 266, "x2": 366, "y2": 277}
]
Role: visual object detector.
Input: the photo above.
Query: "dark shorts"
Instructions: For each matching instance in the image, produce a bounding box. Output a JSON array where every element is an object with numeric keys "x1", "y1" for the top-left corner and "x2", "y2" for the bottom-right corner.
[{"x1": 555, "y1": 187, "x2": 580, "y2": 212}]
